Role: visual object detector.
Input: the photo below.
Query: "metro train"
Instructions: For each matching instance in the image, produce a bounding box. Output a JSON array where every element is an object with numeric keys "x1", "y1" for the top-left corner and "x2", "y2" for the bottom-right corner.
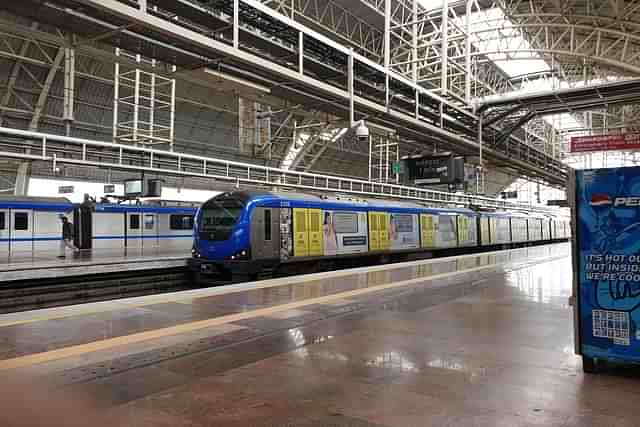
[
  {"x1": 0, "y1": 195, "x2": 197, "y2": 258},
  {"x1": 189, "y1": 191, "x2": 571, "y2": 281}
]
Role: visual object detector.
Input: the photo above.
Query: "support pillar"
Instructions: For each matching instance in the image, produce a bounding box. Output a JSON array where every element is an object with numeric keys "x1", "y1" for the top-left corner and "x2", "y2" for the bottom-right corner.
[
  {"x1": 464, "y1": 0, "x2": 472, "y2": 104},
  {"x1": 63, "y1": 47, "x2": 75, "y2": 136},
  {"x1": 441, "y1": 0, "x2": 449, "y2": 95},
  {"x1": 14, "y1": 162, "x2": 29, "y2": 196}
]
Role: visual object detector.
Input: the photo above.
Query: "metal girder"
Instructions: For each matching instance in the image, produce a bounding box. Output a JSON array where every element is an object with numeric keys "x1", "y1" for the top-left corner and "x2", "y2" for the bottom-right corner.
[
  {"x1": 480, "y1": 78, "x2": 640, "y2": 114},
  {"x1": 470, "y1": 16, "x2": 640, "y2": 75},
  {"x1": 264, "y1": 0, "x2": 384, "y2": 61},
  {"x1": 0, "y1": 22, "x2": 39, "y2": 126},
  {"x1": 495, "y1": 111, "x2": 537, "y2": 146},
  {"x1": 29, "y1": 47, "x2": 64, "y2": 130},
  {"x1": 288, "y1": 125, "x2": 341, "y2": 171},
  {"x1": 0, "y1": 125, "x2": 563, "y2": 212}
]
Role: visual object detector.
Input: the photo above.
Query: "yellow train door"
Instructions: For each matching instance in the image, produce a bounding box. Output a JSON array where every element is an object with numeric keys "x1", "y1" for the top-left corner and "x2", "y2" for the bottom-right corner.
[
  {"x1": 480, "y1": 217, "x2": 490, "y2": 245},
  {"x1": 307, "y1": 209, "x2": 323, "y2": 256},
  {"x1": 293, "y1": 208, "x2": 309, "y2": 257},
  {"x1": 420, "y1": 213, "x2": 435, "y2": 248},
  {"x1": 368, "y1": 212, "x2": 379, "y2": 251},
  {"x1": 457, "y1": 215, "x2": 469, "y2": 246},
  {"x1": 379, "y1": 213, "x2": 390, "y2": 250},
  {"x1": 489, "y1": 217, "x2": 498, "y2": 244}
]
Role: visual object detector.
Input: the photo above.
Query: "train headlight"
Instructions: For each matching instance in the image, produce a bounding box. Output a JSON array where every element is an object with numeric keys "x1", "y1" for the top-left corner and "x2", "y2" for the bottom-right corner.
[
  {"x1": 227, "y1": 249, "x2": 250, "y2": 261},
  {"x1": 191, "y1": 248, "x2": 201, "y2": 258}
]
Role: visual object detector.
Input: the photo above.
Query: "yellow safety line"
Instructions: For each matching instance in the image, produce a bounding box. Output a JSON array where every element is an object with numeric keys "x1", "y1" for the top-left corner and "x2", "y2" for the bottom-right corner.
[{"x1": 0, "y1": 262, "x2": 509, "y2": 371}]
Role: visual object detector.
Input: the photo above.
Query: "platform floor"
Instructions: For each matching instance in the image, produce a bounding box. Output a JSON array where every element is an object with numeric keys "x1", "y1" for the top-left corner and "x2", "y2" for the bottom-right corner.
[
  {"x1": 0, "y1": 243, "x2": 637, "y2": 427},
  {"x1": 0, "y1": 247, "x2": 189, "y2": 281}
]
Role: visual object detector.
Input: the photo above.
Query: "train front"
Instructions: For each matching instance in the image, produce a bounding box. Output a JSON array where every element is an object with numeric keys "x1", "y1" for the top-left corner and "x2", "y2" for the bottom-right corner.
[{"x1": 189, "y1": 192, "x2": 252, "y2": 279}]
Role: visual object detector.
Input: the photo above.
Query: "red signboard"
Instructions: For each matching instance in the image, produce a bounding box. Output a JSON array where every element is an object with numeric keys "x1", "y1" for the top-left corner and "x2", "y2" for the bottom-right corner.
[{"x1": 570, "y1": 134, "x2": 640, "y2": 153}]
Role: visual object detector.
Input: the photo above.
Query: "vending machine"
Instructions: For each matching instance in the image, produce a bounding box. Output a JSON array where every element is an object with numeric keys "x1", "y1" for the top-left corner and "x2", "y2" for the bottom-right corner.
[{"x1": 571, "y1": 166, "x2": 640, "y2": 372}]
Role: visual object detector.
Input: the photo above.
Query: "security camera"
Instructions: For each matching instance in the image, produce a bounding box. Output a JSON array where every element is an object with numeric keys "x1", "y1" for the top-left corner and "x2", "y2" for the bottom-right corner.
[{"x1": 355, "y1": 121, "x2": 370, "y2": 141}]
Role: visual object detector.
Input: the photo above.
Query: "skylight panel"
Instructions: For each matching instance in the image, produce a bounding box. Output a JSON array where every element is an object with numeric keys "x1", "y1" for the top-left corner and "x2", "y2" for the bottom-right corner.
[{"x1": 418, "y1": 0, "x2": 445, "y2": 11}]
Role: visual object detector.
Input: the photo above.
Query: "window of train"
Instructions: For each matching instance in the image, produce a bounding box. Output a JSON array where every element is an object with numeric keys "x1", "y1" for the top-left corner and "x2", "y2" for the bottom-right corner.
[
  {"x1": 130, "y1": 214, "x2": 140, "y2": 230},
  {"x1": 202, "y1": 204, "x2": 242, "y2": 229},
  {"x1": 392, "y1": 214, "x2": 413, "y2": 232},
  {"x1": 0, "y1": 212, "x2": 4, "y2": 230},
  {"x1": 170, "y1": 215, "x2": 194, "y2": 230},
  {"x1": 333, "y1": 212, "x2": 358, "y2": 234},
  {"x1": 144, "y1": 214, "x2": 155, "y2": 230},
  {"x1": 14, "y1": 212, "x2": 28, "y2": 230},
  {"x1": 264, "y1": 210, "x2": 272, "y2": 241}
]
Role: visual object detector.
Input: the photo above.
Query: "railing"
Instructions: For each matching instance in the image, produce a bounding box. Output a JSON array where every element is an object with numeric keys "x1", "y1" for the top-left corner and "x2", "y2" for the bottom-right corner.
[{"x1": 0, "y1": 127, "x2": 564, "y2": 214}]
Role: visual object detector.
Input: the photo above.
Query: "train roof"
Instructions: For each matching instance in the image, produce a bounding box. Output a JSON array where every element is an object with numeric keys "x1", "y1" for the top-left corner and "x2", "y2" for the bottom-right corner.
[
  {"x1": 479, "y1": 211, "x2": 513, "y2": 218},
  {"x1": 94, "y1": 203, "x2": 197, "y2": 214},
  {"x1": 210, "y1": 191, "x2": 478, "y2": 214},
  {"x1": 0, "y1": 195, "x2": 73, "y2": 210}
]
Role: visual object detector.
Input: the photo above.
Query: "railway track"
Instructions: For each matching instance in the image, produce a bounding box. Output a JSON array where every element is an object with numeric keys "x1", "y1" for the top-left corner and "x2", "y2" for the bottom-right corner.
[{"x1": 0, "y1": 268, "x2": 194, "y2": 314}]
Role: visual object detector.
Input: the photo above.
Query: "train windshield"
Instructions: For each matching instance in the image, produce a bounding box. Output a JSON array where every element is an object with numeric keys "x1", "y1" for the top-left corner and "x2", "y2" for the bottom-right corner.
[
  {"x1": 202, "y1": 206, "x2": 242, "y2": 229},
  {"x1": 200, "y1": 198, "x2": 244, "y2": 241}
]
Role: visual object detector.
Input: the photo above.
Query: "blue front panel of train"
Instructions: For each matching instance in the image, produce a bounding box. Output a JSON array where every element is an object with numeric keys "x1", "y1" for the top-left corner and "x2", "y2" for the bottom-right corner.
[
  {"x1": 194, "y1": 207, "x2": 250, "y2": 261},
  {"x1": 576, "y1": 167, "x2": 640, "y2": 363},
  {"x1": 197, "y1": 226, "x2": 249, "y2": 260}
]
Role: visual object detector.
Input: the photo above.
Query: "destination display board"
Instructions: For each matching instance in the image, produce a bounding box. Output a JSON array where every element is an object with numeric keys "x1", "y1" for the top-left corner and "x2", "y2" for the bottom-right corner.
[
  {"x1": 402, "y1": 154, "x2": 464, "y2": 185},
  {"x1": 570, "y1": 134, "x2": 640, "y2": 153}
]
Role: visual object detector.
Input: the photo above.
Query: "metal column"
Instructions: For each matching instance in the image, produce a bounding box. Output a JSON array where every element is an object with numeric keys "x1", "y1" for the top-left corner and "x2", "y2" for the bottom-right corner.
[
  {"x1": 384, "y1": 0, "x2": 391, "y2": 108},
  {"x1": 348, "y1": 48, "x2": 354, "y2": 126},
  {"x1": 464, "y1": 0, "x2": 472, "y2": 104},
  {"x1": 441, "y1": 0, "x2": 449, "y2": 95},
  {"x1": 63, "y1": 47, "x2": 75, "y2": 136}
]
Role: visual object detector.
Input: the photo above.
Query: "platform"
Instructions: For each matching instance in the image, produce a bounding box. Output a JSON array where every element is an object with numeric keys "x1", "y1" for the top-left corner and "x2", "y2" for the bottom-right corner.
[
  {"x1": 0, "y1": 248, "x2": 189, "y2": 282},
  {"x1": 0, "y1": 243, "x2": 635, "y2": 427}
]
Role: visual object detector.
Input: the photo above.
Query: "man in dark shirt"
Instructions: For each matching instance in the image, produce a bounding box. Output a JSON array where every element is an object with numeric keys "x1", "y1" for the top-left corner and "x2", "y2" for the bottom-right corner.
[{"x1": 58, "y1": 215, "x2": 78, "y2": 258}]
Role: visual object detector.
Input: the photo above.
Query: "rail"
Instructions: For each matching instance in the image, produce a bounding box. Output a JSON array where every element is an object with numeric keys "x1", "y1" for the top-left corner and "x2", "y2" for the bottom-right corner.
[{"x1": 0, "y1": 127, "x2": 563, "y2": 214}]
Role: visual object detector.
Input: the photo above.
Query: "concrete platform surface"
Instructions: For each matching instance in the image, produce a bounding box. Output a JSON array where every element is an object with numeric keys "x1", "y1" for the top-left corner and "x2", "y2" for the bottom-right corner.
[
  {"x1": 1, "y1": 243, "x2": 637, "y2": 427},
  {"x1": 0, "y1": 247, "x2": 188, "y2": 282}
]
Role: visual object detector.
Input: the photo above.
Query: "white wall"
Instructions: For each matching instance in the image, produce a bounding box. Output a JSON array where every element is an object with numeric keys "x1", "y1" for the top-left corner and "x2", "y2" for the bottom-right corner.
[{"x1": 28, "y1": 178, "x2": 220, "y2": 203}]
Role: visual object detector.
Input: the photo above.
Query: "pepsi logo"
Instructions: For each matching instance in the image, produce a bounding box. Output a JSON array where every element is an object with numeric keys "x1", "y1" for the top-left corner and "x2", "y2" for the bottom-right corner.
[{"x1": 590, "y1": 193, "x2": 612, "y2": 206}]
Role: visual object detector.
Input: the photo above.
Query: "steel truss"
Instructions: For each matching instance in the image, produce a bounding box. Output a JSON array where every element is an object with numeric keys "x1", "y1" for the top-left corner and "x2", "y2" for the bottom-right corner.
[
  {"x1": 263, "y1": 0, "x2": 384, "y2": 62},
  {"x1": 0, "y1": 126, "x2": 561, "y2": 213},
  {"x1": 0, "y1": 0, "x2": 568, "y2": 187}
]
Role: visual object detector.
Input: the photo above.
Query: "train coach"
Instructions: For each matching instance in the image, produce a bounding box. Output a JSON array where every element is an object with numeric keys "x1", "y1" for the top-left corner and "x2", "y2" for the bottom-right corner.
[
  {"x1": 0, "y1": 195, "x2": 197, "y2": 258},
  {"x1": 189, "y1": 191, "x2": 570, "y2": 281}
]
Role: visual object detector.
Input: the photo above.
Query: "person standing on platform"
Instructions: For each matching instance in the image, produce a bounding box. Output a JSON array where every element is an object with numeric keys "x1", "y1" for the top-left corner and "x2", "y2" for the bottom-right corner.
[{"x1": 58, "y1": 214, "x2": 78, "y2": 258}]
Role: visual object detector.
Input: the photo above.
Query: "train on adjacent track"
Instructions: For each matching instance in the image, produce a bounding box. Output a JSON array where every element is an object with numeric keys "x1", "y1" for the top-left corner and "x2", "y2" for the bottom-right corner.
[
  {"x1": 0, "y1": 195, "x2": 197, "y2": 258},
  {"x1": 189, "y1": 191, "x2": 571, "y2": 282}
]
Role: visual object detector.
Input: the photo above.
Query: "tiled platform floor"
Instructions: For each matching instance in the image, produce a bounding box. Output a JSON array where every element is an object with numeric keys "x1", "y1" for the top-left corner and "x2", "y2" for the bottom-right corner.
[{"x1": 2, "y1": 243, "x2": 636, "y2": 427}]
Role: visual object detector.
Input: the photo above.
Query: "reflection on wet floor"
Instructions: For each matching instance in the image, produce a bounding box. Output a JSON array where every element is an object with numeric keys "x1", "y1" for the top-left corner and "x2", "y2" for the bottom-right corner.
[
  {"x1": 507, "y1": 257, "x2": 573, "y2": 307},
  {"x1": 0, "y1": 244, "x2": 569, "y2": 363},
  {"x1": 8, "y1": 243, "x2": 636, "y2": 427}
]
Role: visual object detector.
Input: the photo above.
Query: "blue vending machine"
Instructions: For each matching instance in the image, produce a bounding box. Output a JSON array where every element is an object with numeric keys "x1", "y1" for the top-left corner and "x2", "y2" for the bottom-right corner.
[{"x1": 572, "y1": 166, "x2": 640, "y2": 372}]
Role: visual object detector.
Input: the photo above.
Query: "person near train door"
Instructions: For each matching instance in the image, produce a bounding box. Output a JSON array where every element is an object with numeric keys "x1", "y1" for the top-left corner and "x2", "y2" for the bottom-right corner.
[{"x1": 58, "y1": 215, "x2": 78, "y2": 258}]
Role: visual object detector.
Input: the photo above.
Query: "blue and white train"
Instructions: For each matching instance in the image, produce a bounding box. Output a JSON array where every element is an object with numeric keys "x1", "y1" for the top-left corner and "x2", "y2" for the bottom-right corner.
[
  {"x1": 189, "y1": 191, "x2": 571, "y2": 281},
  {"x1": 0, "y1": 195, "x2": 197, "y2": 258}
]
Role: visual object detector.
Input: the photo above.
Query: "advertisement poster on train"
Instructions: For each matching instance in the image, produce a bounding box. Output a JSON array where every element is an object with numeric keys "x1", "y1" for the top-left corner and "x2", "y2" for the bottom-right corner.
[
  {"x1": 436, "y1": 214, "x2": 457, "y2": 248},
  {"x1": 322, "y1": 211, "x2": 368, "y2": 255},
  {"x1": 575, "y1": 167, "x2": 640, "y2": 363},
  {"x1": 389, "y1": 213, "x2": 419, "y2": 250},
  {"x1": 280, "y1": 209, "x2": 292, "y2": 260}
]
